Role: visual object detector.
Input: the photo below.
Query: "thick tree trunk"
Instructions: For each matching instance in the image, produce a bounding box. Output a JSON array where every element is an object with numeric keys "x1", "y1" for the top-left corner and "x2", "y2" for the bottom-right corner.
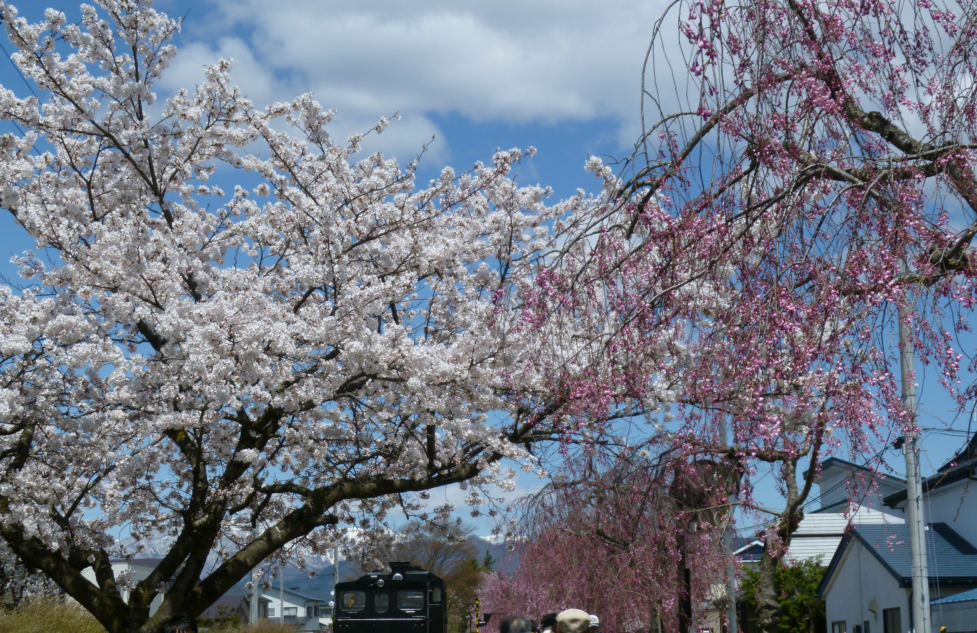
[
  {"x1": 677, "y1": 531, "x2": 693, "y2": 633},
  {"x1": 753, "y1": 529, "x2": 783, "y2": 633}
]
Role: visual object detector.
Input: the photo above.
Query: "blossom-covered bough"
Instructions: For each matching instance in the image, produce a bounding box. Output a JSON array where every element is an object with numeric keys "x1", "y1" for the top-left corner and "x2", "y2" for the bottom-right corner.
[
  {"x1": 545, "y1": 0, "x2": 977, "y2": 630},
  {"x1": 481, "y1": 451, "x2": 735, "y2": 633},
  {"x1": 479, "y1": 0, "x2": 977, "y2": 630},
  {"x1": 0, "y1": 2, "x2": 620, "y2": 631},
  {"x1": 4, "y1": 0, "x2": 977, "y2": 631}
]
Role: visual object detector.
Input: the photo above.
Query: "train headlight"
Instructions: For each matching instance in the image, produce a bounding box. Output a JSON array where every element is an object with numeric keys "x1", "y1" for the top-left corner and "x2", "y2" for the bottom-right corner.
[
  {"x1": 392, "y1": 573, "x2": 403, "y2": 581},
  {"x1": 377, "y1": 579, "x2": 385, "y2": 587}
]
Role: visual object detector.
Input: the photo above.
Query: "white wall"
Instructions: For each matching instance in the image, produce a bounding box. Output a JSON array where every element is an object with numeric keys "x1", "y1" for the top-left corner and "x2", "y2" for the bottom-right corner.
[
  {"x1": 921, "y1": 479, "x2": 977, "y2": 547},
  {"x1": 932, "y1": 600, "x2": 977, "y2": 633},
  {"x1": 264, "y1": 590, "x2": 321, "y2": 631},
  {"x1": 786, "y1": 509, "x2": 904, "y2": 565},
  {"x1": 823, "y1": 539, "x2": 909, "y2": 633},
  {"x1": 79, "y1": 562, "x2": 163, "y2": 615}
]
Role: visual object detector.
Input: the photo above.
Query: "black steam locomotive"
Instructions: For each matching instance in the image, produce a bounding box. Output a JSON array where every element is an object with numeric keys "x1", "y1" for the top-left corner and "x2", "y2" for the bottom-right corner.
[{"x1": 333, "y1": 562, "x2": 448, "y2": 633}]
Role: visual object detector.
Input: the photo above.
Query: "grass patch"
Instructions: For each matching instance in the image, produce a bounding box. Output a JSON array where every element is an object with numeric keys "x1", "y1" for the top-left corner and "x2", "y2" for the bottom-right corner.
[
  {"x1": 208, "y1": 624, "x2": 301, "y2": 632},
  {"x1": 0, "y1": 600, "x2": 309, "y2": 633},
  {"x1": 0, "y1": 597, "x2": 107, "y2": 633}
]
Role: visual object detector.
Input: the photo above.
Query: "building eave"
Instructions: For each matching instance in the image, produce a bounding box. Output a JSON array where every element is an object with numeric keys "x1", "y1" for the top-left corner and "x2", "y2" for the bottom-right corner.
[
  {"x1": 804, "y1": 457, "x2": 907, "y2": 484},
  {"x1": 884, "y1": 463, "x2": 977, "y2": 508}
]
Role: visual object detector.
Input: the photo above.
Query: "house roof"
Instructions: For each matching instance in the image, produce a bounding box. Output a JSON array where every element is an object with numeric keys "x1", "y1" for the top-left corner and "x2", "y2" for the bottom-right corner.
[
  {"x1": 817, "y1": 523, "x2": 977, "y2": 599},
  {"x1": 736, "y1": 543, "x2": 765, "y2": 563},
  {"x1": 732, "y1": 537, "x2": 762, "y2": 552},
  {"x1": 107, "y1": 557, "x2": 168, "y2": 567},
  {"x1": 266, "y1": 582, "x2": 324, "y2": 603},
  {"x1": 803, "y1": 457, "x2": 906, "y2": 484},
  {"x1": 200, "y1": 594, "x2": 248, "y2": 619},
  {"x1": 884, "y1": 458, "x2": 977, "y2": 507},
  {"x1": 938, "y1": 433, "x2": 977, "y2": 473},
  {"x1": 931, "y1": 587, "x2": 977, "y2": 605}
]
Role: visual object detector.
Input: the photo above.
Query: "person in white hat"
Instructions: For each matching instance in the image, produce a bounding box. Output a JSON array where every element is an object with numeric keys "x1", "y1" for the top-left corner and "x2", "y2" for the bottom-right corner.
[
  {"x1": 556, "y1": 609, "x2": 591, "y2": 633},
  {"x1": 588, "y1": 614, "x2": 600, "y2": 633}
]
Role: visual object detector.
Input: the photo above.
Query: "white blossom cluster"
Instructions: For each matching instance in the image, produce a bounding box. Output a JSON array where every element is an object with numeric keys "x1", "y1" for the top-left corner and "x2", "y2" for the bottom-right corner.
[{"x1": 0, "y1": 0, "x2": 612, "y2": 625}]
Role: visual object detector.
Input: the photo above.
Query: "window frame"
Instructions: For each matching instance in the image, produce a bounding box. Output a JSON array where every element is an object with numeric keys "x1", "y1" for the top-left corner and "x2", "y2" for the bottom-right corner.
[
  {"x1": 398, "y1": 590, "x2": 425, "y2": 611},
  {"x1": 882, "y1": 608, "x2": 901, "y2": 633},
  {"x1": 340, "y1": 591, "x2": 366, "y2": 613}
]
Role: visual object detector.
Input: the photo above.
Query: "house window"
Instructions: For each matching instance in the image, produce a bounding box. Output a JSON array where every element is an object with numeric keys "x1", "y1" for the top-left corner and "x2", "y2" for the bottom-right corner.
[
  {"x1": 882, "y1": 608, "x2": 901, "y2": 633},
  {"x1": 398, "y1": 590, "x2": 425, "y2": 611},
  {"x1": 307, "y1": 605, "x2": 320, "y2": 618},
  {"x1": 267, "y1": 607, "x2": 275, "y2": 618},
  {"x1": 283, "y1": 607, "x2": 298, "y2": 617},
  {"x1": 863, "y1": 621, "x2": 870, "y2": 633},
  {"x1": 375, "y1": 593, "x2": 389, "y2": 614},
  {"x1": 853, "y1": 625, "x2": 862, "y2": 633},
  {"x1": 831, "y1": 621, "x2": 846, "y2": 633}
]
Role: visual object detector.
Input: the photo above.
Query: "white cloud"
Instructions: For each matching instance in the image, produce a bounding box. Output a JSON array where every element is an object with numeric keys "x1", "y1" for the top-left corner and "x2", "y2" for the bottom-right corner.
[
  {"x1": 159, "y1": 36, "x2": 280, "y2": 106},
  {"x1": 164, "y1": 0, "x2": 680, "y2": 160}
]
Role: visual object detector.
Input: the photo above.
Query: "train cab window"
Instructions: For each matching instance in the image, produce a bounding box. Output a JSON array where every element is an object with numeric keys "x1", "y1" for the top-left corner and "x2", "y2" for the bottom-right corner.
[
  {"x1": 432, "y1": 586, "x2": 442, "y2": 603},
  {"x1": 341, "y1": 591, "x2": 366, "y2": 612},
  {"x1": 375, "y1": 592, "x2": 389, "y2": 613},
  {"x1": 398, "y1": 590, "x2": 425, "y2": 611}
]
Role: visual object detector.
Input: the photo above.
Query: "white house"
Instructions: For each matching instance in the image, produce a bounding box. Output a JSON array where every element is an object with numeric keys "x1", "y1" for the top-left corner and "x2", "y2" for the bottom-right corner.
[
  {"x1": 787, "y1": 505, "x2": 904, "y2": 565},
  {"x1": 243, "y1": 581, "x2": 326, "y2": 631},
  {"x1": 765, "y1": 458, "x2": 908, "y2": 569},
  {"x1": 809, "y1": 458, "x2": 907, "y2": 516},
  {"x1": 816, "y1": 437, "x2": 977, "y2": 633},
  {"x1": 734, "y1": 459, "x2": 907, "y2": 633},
  {"x1": 816, "y1": 522, "x2": 977, "y2": 633},
  {"x1": 883, "y1": 435, "x2": 977, "y2": 548},
  {"x1": 81, "y1": 559, "x2": 329, "y2": 631},
  {"x1": 79, "y1": 557, "x2": 167, "y2": 616}
]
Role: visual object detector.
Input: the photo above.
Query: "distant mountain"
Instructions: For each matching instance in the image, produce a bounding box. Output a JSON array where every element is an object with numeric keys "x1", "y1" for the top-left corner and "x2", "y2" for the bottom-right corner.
[{"x1": 115, "y1": 532, "x2": 513, "y2": 596}]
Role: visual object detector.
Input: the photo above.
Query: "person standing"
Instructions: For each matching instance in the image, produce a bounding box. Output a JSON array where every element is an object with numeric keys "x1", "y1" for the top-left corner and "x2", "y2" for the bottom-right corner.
[
  {"x1": 589, "y1": 614, "x2": 600, "y2": 633},
  {"x1": 501, "y1": 615, "x2": 534, "y2": 633},
  {"x1": 556, "y1": 609, "x2": 591, "y2": 633},
  {"x1": 541, "y1": 613, "x2": 559, "y2": 633}
]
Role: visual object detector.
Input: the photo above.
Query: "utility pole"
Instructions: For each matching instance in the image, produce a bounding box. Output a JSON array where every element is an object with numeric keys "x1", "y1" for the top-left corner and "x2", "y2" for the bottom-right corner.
[
  {"x1": 333, "y1": 545, "x2": 340, "y2": 594},
  {"x1": 279, "y1": 561, "x2": 284, "y2": 624},
  {"x1": 719, "y1": 413, "x2": 738, "y2": 633},
  {"x1": 249, "y1": 521, "x2": 261, "y2": 624},
  {"x1": 897, "y1": 261, "x2": 931, "y2": 633}
]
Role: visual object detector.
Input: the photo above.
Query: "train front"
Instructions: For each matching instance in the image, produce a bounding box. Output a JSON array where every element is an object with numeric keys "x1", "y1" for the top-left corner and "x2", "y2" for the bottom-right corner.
[{"x1": 333, "y1": 562, "x2": 447, "y2": 633}]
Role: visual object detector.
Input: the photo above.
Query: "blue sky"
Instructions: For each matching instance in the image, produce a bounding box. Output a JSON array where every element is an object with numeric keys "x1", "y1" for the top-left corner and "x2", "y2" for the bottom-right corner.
[{"x1": 0, "y1": 0, "x2": 974, "y2": 537}]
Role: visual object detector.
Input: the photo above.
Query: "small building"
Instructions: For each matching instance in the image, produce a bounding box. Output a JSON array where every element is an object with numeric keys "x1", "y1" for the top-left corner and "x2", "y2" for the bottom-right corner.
[
  {"x1": 81, "y1": 559, "x2": 327, "y2": 631},
  {"x1": 930, "y1": 587, "x2": 977, "y2": 633},
  {"x1": 810, "y1": 458, "x2": 906, "y2": 515},
  {"x1": 243, "y1": 582, "x2": 326, "y2": 631},
  {"x1": 733, "y1": 537, "x2": 764, "y2": 568},
  {"x1": 79, "y1": 558, "x2": 168, "y2": 616},
  {"x1": 198, "y1": 584, "x2": 250, "y2": 626},
  {"x1": 787, "y1": 507, "x2": 903, "y2": 565},
  {"x1": 817, "y1": 523, "x2": 977, "y2": 633},
  {"x1": 884, "y1": 433, "x2": 977, "y2": 547}
]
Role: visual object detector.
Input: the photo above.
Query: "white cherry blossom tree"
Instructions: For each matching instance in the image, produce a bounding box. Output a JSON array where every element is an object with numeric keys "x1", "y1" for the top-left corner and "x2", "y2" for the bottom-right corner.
[{"x1": 0, "y1": 2, "x2": 606, "y2": 630}]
